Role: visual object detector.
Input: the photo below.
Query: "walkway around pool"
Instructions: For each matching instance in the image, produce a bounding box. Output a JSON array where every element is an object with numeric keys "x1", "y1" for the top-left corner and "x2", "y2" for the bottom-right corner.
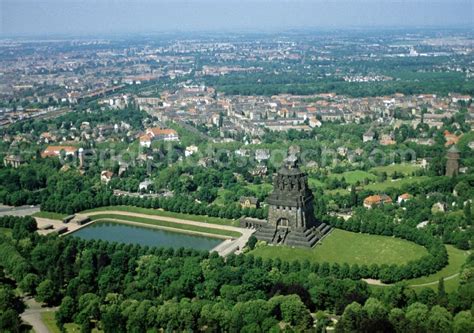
[
  {"x1": 35, "y1": 210, "x2": 255, "y2": 256},
  {"x1": 84, "y1": 210, "x2": 255, "y2": 256}
]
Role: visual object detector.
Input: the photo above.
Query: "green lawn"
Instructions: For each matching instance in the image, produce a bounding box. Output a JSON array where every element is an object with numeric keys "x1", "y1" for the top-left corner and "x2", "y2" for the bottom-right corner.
[
  {"x1": 364, "y1": 176, "x2": 429, "y2": 192},
  {"x1": 328, "y1": 170, "x2": 376, "y2": 185},
  {"x1": 83, "y1": 205, "x2": 236, "y2": 226},
  {"x1": 32, "y1": 211, "x2": 68, "y2": 220},
  {"x1": 370, "y1": 163, "x2": 421, "y2": 176},
  {"x1": 249, "y1": 229, "x2": 428, "y2": 266},
  {"x1": 406, "y1": 245, "x2": 470, "y2": 292},
  {"x1": 88, "y1": 214, "x2": 242, "y2": 238}
]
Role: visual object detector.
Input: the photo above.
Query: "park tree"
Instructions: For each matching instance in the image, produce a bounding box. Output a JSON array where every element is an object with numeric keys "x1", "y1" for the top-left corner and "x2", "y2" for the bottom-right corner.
[
  {"x1": 0, "y1": 309, "x2": 22, "y2": 333},
  {"x1": 337, "y1": 302, "x2": 363, "y2": 332},
  {"x1": 75, "y1": 293, "x2": 100, "y2": 331},
  {"x1": 464, "y1": 202, "x2": 472, "y2": 225},
  {"x1": 56, "y1": 296, "x2": 76, "y2": 326},
  {"x1": 453, "y1": 311, "x2": 474, "y2": 333},
  {"x1": 362, "y1": 298, "x2": 391, "y2": 332},
  {"x1": 417, "y1": 288, "x2": 438, "y2": 307},
  {"x1": 427, "y1": 305, "x2": 453, "y2": 333},
  {"x1": 19, "y1": 273, "x2": 39, "y2": 295},
  {"x1": 101, "y1": 304, "x2": 126, "y2": 333},
  {"x1": 0, "y1": 286, "x2": 23, "y2": 332},
  {"x1": 405, "y1": 302, "x2": 429, "y2": 332},
  {"x1": 388, "y1": 308, "x2": 408, "y2": 333},
  {"x1": 437, "y1": 277, "x2": 448, "y2": 306},
  {"x1": 279, "y1": 294, "x2": 312, "y2": 329},
  {"x1": 36, "y1": 279, "x2": 58, "y2": 306},
  {"x1": 246, "y1": 235, "x2": 258, "y2": 250}
]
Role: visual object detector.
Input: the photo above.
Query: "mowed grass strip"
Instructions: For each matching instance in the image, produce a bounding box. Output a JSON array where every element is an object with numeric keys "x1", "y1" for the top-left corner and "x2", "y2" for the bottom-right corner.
[
  {"x1": 83, "y1": 205, "x2": 236, "y2": 226},
  {"x1": 250, "y1": 229, "x2": 428, "y2": 266},
  {"x1": 89, "y1": 214, "x2": 242, "y2": 238}
]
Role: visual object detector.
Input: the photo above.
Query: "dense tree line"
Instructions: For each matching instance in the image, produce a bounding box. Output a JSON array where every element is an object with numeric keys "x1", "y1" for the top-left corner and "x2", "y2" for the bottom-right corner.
[{"x1": 337, "y1": 298, "x2": 473, "y2": 333}]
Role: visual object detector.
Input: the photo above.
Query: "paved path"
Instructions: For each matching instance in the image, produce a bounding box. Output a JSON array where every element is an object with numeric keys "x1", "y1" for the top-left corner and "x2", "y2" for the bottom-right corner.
[
  {"x1": 92, "y1": 217, "x2": 230, "y2": 239},
  {"x1": 85, "y1": 210, "x2": 244, "y2": 232},
  {"x1": 0, "y1": 205, "x2": 40, "y2": 217},
  {"x1": 35, "y1": 217, "x2": 88, "y2": 236},
  {"x1": 21, "y1": 297, "x2": 57, "y2": 333},
  {"x1": 409, "y1": 273, "x2": 460, "y2": 287},
  {"x1": 84, "y1": 210, "x2": 254, "y2": 256},
  {"x1": 364, "y1": 272, "x2": 460, "y2": 287}
]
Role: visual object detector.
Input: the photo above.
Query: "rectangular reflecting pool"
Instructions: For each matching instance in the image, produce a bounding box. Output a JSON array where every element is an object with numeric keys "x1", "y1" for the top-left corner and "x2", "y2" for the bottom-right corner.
[{"x1": 71, "y1": 221, "x2": 223, "y2": 251}]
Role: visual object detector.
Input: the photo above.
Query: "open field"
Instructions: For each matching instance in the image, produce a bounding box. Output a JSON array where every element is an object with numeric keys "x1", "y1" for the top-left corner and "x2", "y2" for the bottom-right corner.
[
  {"x1": 249, "y1": 229, "x2": 428, "y2": 265},
  {"x1": 83, "y1": 205, "x2": 236, "y2": 226},
  {"x1": 328, "y1": 170, "x2": 376, "y2": 184},
  {"x1": 364, "y1": 176, "x2": 429, "y2": 192},
  {"x1": 32, "y1": 211, "x2": 68, "y2": 220},
  {"x1": 370, "y1": 163, "x2": 422, "y2": 176},
  {"x1": 87, "y1": 213, "x2": 242, "y2": 238}
]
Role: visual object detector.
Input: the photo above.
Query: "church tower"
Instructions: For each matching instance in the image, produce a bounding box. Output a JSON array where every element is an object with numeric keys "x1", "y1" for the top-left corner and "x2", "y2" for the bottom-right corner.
[{"x1": 446, "y1": 145, "x2": 460, "y2": 177}]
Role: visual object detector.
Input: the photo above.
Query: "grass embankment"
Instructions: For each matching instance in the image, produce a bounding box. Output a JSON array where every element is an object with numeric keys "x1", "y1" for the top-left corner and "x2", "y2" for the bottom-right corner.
[
  {"x1": 89, "y1": 214, "x2": 242, "y2": 238},
  {"x1": 250, "y1": 229, "x2": 427, "y2": 266},
  {"x1": 83, "y1": 205, "x2": 237, "y2": 226},
  {"x1": 32, "y1": 211, "x2": 68, "y2": 220}
]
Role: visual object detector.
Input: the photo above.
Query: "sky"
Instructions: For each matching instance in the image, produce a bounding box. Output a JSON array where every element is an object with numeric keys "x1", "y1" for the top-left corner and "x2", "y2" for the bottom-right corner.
[{"x1": 1, "y1": 0, "x2": 473, "y2": 36}]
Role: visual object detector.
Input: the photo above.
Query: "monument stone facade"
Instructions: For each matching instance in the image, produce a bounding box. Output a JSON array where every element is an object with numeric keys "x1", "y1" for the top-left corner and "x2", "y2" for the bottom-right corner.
[{"x1": 242, "y1": 155, "x2": 332, "y2": 247}]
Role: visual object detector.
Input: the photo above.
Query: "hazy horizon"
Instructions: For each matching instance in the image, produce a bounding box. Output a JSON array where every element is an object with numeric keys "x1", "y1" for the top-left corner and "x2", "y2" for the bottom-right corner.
[{"x1": 1, "y1": 0, "x2": 473, "y2": 37}]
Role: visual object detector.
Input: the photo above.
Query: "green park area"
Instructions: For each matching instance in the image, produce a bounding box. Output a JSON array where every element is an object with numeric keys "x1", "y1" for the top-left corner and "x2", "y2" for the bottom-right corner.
[
  {"x1": 249, "y1": 229, "x2": 428, "y2": 266},
  {"x1": 245, "y1": 183, "x2": 273, "y2": 193},
  {"x1": 364, "y1": 176, "x2": 429, "y2": 191},
  {"x1": 370, "y1": 163, "x2": 422, "y2": 176},
  {"x1": 327, "y1": 170, "x2": 376, "y2": 184},
  {"x1": 87, "y1": 213, "x2": 241, "y2": 238}
]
